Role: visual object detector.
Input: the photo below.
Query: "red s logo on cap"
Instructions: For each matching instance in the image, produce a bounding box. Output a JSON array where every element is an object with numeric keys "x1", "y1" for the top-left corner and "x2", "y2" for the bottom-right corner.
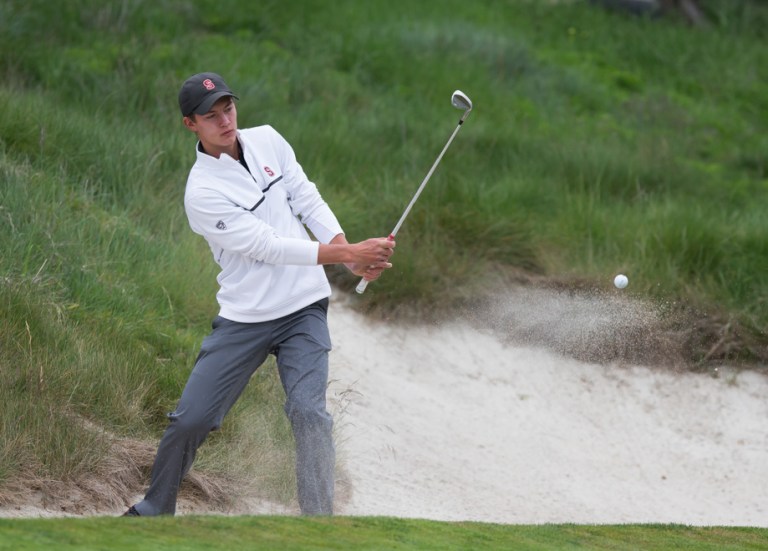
[{"x1": 203, "y1": 79, "x2": 215, "y2": 90}]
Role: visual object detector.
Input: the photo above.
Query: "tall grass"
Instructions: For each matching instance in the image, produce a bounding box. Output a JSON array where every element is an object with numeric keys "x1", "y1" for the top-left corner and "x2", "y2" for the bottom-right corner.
[
  {"x1": 0, "y1": 85, "x2": 294, "y2": 501},
  {"x1": 0, "y1": 0, "x2": 766, "y2": 505}
]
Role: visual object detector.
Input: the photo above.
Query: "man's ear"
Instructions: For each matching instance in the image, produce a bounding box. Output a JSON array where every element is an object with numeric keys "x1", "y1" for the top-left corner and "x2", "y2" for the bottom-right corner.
[{"x1": 183, "y1": 116, "x2": 197, "y2": 132}]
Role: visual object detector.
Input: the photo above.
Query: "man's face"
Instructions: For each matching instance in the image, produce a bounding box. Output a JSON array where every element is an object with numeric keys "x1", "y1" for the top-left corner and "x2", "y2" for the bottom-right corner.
[{"x1": 183, "y1": 97, "x2": 238, "y2": 157}]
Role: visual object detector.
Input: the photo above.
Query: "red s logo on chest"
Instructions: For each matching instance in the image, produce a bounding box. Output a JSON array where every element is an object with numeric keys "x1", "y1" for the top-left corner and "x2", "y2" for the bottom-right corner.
[{"x1": 264, "y1": 166, "x2": 275, "y2": 177}]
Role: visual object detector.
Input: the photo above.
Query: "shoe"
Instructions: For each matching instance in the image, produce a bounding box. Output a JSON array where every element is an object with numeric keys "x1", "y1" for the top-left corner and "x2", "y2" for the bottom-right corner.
[{"x1": 122, "y1": 505, "x2": 141, "y2": 517}]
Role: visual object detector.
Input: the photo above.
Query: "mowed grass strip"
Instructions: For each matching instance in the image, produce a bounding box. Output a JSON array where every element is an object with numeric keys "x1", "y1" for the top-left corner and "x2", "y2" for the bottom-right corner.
[{"x1": 0, "y1": 516, "x2": 765, "y2": 551}]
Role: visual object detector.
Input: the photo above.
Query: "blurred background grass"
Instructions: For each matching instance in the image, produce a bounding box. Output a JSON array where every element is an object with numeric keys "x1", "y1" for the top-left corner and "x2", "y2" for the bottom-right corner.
[{"x1": 0, "y1": 0, "x2": 766, "y2": 506}]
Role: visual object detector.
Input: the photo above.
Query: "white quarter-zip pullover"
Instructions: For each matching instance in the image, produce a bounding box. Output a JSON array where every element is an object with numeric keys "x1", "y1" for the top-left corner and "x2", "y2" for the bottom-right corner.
[{"x1": 184, "y1": 125, "x2": 343, "y2": 322}]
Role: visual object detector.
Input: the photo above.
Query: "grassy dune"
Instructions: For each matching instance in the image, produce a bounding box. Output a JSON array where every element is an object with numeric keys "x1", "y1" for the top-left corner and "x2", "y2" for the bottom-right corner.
[{"x1": 0, "y1": 0, "x2": 766, "y2": 539}]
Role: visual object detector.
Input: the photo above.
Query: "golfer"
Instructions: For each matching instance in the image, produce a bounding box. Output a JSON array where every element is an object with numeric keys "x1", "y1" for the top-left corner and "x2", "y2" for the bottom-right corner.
[{"x1": 124, "y1": 72, "x2": 394, "y2": 517}]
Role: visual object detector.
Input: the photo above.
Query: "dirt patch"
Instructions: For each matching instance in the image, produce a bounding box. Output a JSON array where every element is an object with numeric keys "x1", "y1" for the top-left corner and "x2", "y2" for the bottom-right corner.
[{"x1": 0, "y1": 435, "x2": 243, "y2": 517}]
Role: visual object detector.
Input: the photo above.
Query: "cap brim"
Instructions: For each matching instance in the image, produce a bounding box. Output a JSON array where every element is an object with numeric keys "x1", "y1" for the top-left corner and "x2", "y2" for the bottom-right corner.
[{"x1": 193, "y1": 91, "x2": 239, "y2": 115}]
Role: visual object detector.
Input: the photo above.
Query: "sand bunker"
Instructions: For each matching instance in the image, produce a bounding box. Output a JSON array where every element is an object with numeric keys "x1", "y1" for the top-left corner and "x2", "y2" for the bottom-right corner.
[
  {"x1": 328, "y1": 291, "x2": 768, "y2": 526},
  {"x1": 2, "y1": 288, "x2": 766, "y2": 525}
]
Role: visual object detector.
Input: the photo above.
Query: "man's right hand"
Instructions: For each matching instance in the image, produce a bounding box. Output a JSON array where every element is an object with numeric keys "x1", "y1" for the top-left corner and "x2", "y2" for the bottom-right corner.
[
  {"x1": 346, "y1": 237, "x2": 396, "y2": 281},
  {"x1": 318, "y1": 235, "x2": 395, "y2": 281}
]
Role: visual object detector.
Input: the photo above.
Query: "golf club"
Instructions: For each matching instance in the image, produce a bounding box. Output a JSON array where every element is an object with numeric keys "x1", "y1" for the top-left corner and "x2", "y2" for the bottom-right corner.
[{"x1": 355, "y1": 90, "x2": 473, "y2": 294}]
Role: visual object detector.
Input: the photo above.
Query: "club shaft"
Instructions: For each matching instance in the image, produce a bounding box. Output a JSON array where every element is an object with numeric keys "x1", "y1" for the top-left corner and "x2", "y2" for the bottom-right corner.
[
  {"x1": 355, "y1": 115, "x2": 468, "y2": 295},
  {"x1": 390, "y1": 120, "x2": 464, "y2": 237}
]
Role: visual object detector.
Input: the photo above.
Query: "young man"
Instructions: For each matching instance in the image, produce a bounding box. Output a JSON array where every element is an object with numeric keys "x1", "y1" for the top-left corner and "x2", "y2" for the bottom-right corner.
[{"x1": 124, "y1": 72, "x2": 394, "y2": 517}]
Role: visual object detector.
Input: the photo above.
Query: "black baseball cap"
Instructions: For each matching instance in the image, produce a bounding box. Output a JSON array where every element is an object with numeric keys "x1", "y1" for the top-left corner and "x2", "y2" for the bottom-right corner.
[{"x1": 178, "y1": 72, "x2": 239, "y2": 117}]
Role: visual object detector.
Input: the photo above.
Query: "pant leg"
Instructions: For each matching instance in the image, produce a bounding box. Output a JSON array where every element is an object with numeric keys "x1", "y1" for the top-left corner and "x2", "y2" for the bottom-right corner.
[
  {"x1": 134, "y1": 316, "x2": 271, "y2": 516},
  {"x1": 273, "y1": 299, "x2": 335, "y2": 515}
]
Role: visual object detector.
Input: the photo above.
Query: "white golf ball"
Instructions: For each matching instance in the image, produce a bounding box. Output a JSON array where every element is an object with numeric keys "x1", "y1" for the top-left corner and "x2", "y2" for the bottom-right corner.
[{"x1": 614, "y1": 274, "x2": 628, "y2": 289}]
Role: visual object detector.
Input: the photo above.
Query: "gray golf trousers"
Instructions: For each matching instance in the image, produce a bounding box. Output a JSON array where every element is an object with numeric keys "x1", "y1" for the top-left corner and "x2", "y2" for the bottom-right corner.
[{"x1": 133, "y1": 298, "x2": 335, "y2": 516}]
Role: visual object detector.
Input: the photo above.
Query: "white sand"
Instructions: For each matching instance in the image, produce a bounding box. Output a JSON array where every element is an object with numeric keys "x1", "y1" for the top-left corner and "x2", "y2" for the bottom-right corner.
[{"x1": 327, "y1": 293, "x2": 768, "y2": 526}]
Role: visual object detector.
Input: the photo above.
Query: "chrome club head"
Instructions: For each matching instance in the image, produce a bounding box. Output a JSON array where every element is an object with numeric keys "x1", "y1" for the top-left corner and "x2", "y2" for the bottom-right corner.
[
  {"x1": 451, "y1": 90, "x2": 473, "y2": 112},
  {"x1": 451, "y1": 90, "x2": 473, "y2": 122}
]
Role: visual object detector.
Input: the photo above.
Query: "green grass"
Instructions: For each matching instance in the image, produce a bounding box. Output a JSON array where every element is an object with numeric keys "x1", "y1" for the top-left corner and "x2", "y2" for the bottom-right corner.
[
  {"x1": 0, "y1": 0, "x2": 767, "y2": 533},
  {"x1": 0, "y1": 517, "x2": 766, "y2": 551},
  {"x1": 2, "y1": 0, "x2": 767, "y2": 331}
]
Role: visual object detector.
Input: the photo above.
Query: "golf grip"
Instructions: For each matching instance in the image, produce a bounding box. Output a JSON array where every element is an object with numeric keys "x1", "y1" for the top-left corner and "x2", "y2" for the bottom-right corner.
[{"x1": 355, "y1": 278, "x2": 369, "y2": 294}]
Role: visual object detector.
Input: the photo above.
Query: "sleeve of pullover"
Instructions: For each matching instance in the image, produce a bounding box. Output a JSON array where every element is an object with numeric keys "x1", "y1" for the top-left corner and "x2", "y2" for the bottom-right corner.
[
  {"x1": 185, "y1": 189, "x2": 319, "y2": 266},
  {"x1": 269, "y1": 127, "x2": 345, "y2": 243}
]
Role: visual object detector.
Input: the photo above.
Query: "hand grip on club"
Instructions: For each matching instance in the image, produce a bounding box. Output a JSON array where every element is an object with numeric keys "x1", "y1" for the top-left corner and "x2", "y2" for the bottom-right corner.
[{"x1": 355, "y1": 234, "x2": 395, "y2": 295}]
